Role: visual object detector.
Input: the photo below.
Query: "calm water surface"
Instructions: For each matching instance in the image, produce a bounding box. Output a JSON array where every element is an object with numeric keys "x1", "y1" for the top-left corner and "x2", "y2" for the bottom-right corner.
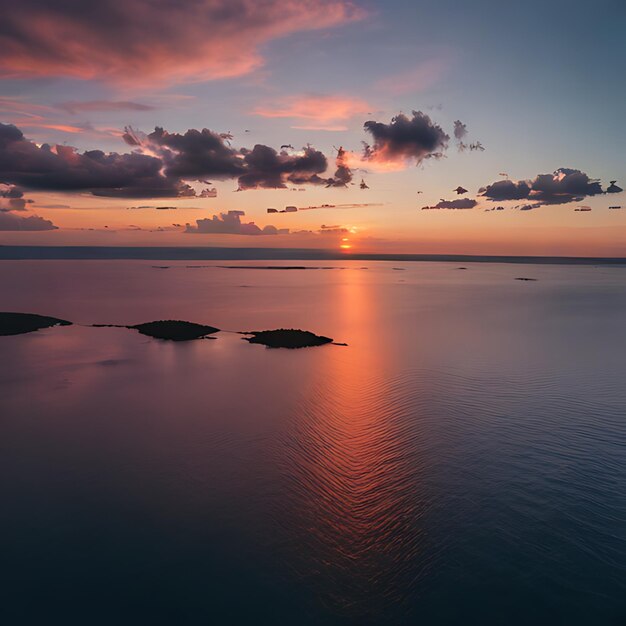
[{"x1": 0, "y1": 260, "x2": 625, "y2": 625}]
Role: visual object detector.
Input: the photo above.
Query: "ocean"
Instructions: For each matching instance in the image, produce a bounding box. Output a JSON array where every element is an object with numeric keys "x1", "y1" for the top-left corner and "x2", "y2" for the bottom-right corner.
[{"x1": 1, "y1": 259, "x2": 625, "y2": 625}]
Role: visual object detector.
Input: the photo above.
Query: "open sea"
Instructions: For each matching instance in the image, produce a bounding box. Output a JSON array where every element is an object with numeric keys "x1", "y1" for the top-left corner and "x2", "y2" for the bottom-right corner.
[{"x1": 1, "y1": 259, "x2": 625, "y2": 625}]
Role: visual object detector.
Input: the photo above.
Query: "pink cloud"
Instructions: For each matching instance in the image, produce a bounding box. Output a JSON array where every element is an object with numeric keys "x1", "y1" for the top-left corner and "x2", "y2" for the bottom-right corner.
[
  {"x1": 0, "y1": 0, "x2": 365, "y2": 85},
  {"x1": 21, "y1": 123, "x2": 86, "y2": 134},
  {"x1": 253, "y1": 95, "x2": 371, "y2": 125}
]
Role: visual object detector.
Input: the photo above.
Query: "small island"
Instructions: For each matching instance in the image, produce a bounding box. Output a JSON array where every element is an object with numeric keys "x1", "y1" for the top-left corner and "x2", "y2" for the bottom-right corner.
[
  {"x1": 130, "y1": 320, "x2": 220, "y2": 341},
  {"x1": 242, "y1": 329, "x2": 334, "y2": 349},
  {"x1": 515, "y1": 277, "x2": 538, "y2": 281},
  {"x1": 0, "y1": 312, "x2": 72, "y2": 336}
]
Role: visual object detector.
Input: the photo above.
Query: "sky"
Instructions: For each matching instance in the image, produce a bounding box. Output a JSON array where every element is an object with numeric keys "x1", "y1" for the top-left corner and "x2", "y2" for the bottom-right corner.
[{"x1": 0, "y1": 0, "x2": 625, "y2": 256}]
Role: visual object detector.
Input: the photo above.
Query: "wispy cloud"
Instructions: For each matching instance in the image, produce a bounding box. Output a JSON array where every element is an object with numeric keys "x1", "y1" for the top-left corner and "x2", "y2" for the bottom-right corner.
[
  {"x1": 58, "y1": 101, "x2": 156, "y2": 114},
  {"x1": 253, "y1": 95, "x2": 371, "y2": 127}
]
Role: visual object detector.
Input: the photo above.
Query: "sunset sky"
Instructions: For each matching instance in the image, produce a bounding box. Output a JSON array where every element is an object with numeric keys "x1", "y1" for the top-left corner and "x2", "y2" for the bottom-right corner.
[{"x1": 1, "y1": 0, "x2": 624, "y2": 255}]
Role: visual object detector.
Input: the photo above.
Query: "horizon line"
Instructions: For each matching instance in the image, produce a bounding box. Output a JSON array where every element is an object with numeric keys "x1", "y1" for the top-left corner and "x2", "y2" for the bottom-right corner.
[{"x1": 0, "y1": 246, "x2": 625, "y2": 265}]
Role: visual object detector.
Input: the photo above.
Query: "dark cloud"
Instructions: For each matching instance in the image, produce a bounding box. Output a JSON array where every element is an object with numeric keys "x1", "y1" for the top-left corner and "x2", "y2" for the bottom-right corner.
[
  {"x1": 0, "y1": 183, "x2": 32, "y2": 211},
  {"x1": 458, "y1": 141, "x2": 485, "y2": 152},
  {"x1": 130, "y1": 126, "x2": 332, "y2": 190},
  {"x1": 0, "y1": 211, "x2": 57, "y2": 230},
  {"x1": 363, "y1": 111, "x2": 449, "y2": 165},
  {"x1": 0, "y1": 122, "x2": 339, "y2": 198},
  {"x1": 453, "y1": 121, "x2": 484, "y2": 152},
  {"x1": 453, "y1": 120, "x2": 467, "y2": 141},
  {"x1": 479, "y1": 168, "x2": 608, "y2": 206},
  {"x1": 238, "y1": 144, "x2": 328, "y2": 189},
  {"x1": 607, "y1": 180, "x2": 623, "y2": 194},
  {"x1": 2, "y1": 114, "x2": 485, "y2": 200},
  {"x1": 185, "y1": 210, "x2": 288, "y2": 235},
  {"x1": 0, "y1": 123, "x2": 194, "y2": 198},
  {"x1": 136, "y1": 126, "x2": 244, "y2": 180},
  {"x1": 479, "y1": 179, "x2": 531, "y2": 201},
  {"x1": 530, "y1": 168, "x2": 603, "y2": 204},
  {"x1": 454, "y1": 186, "x2": 468, "y2": 195},
  {"x1": 325, "y1": 146, "x2": 353, "y2": 187},
  {"x1": 298, "y1": 202, "x2": 383, "y2": 211},
  {"x1": 421, "y1": 198, "x2": 477, "y2": 210}
]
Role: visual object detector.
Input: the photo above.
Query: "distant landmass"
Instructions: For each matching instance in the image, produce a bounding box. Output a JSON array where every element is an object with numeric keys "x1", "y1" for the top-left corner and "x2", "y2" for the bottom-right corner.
[{"x1": 0, "y1": 246, "x2": 624, "y2": 265}]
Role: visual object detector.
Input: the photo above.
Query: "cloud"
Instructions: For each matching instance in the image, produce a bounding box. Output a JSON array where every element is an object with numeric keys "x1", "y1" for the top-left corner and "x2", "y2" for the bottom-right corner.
[
  {"x1": 127, "y1": 126, "x2": 334, "y2": 190},
  {"x1": 458, "y1": 141, "x2": 485, "y2": 152},
  {"x1": 127, "y1": 204, "x2": 203, "y2": 210},
  {"x1": 0, "y1": 211, "x2": 57, "y2": 230},
  {"x1": 479, "y1": 179, "x2": 531, "y2": 201},
  {"x1": 528, "y1": 168, "x2": 604, "y2": 204},
  {"x1": 2, "y1": 111, "x2": 483, "y2": 199},
  {"x1": 479, "y1": 168, "x2": 611, "y2": 206},
  {"x1": 0, "y1": 0, "x2": 364, "y2": 85},
  {"x1": 453, "y1": 120, "x2": 467, "y2": 141},
  {"x1": 325, "y1": 146, "x2": 353, "y2": 187},
  {"x1": 0, "y1": 122, "x2": 196, "y2": 198},
  {"x1": 453, "y1": 120, "x2": 484, "y2": 152},
  {"x1": 362, "y1": 111, "x2": 449, "y2": 166},
  {"x1": 131, "y1": 126, "x2": 245, "y2": 180},
  {"x1": 1, "y1": 122, "x2": 347, "y2": 196},
  {"x1": 185, "y1": 210, "x2": 287, "y2": 235},
  {"x1": 421, "y1": 198, "x2": 477, "y2": 210},
  {"x1": 58, "y1": 101, "x2": 156, "y2": 114},
  {"x1": 298, "y1": 202, "x2": 383, "y2": 210},
  {"x1": 253, "y1": 95, "x2": 370, "y2": 125},
  {"x1": 0, "y1": 183, "x2": 31, "y2": 211},
  {"x1": 238, "y1": 144, "x2": 329, "y2": 189},
  {"x1": 607, "y1": 180, "x2": 623, "y2": 194}
]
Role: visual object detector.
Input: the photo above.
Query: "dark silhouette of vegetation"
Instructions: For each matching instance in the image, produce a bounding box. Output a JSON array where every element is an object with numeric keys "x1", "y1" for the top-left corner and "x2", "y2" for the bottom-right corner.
[
  {"x1": 243, "y1": 329, "x2": 333, "y2": 349},
  {"x1": 0, "y1": 312, "x2": 72, "y2": 336},
  {"x1": 2, "y1": 314, "x2": 339, "y2": 348},
  {"x1": 131, "y1": 320, "x2": 220, "y2": 341}
]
